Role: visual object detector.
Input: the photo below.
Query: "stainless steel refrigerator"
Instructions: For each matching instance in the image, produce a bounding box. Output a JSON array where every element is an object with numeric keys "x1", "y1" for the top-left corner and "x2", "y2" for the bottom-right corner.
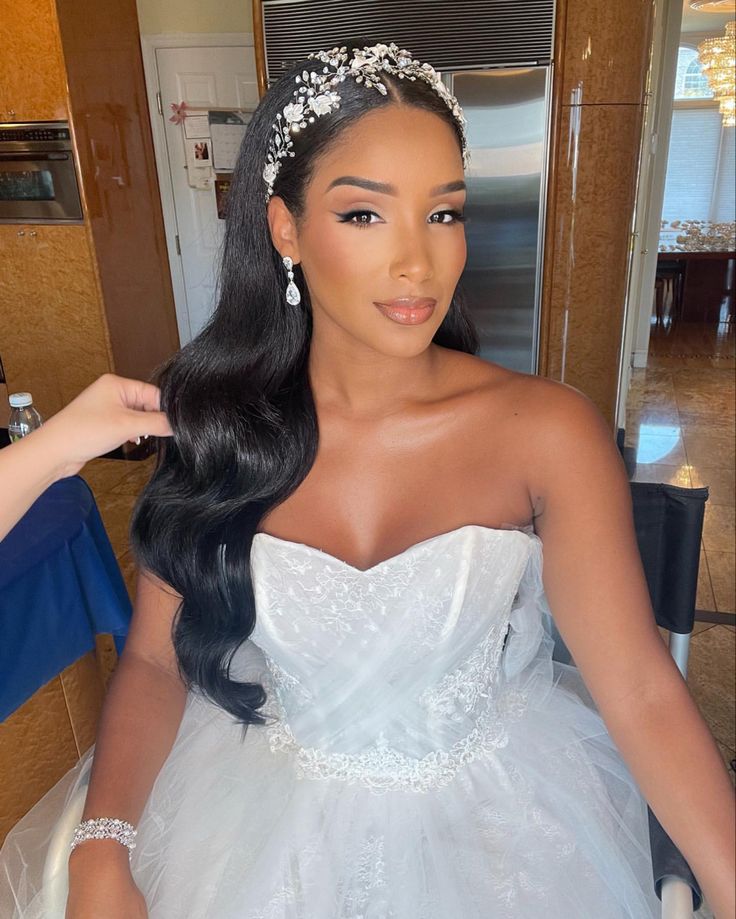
[
  {"x1": 446, "y1": 67, "x2": 552, "y2": 373},
  {"x1": 258, "y1": 0, "x2": 557, "y2": 373}
]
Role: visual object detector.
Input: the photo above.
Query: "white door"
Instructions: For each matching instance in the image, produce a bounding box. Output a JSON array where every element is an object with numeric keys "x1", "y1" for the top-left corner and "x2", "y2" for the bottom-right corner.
[{"x1": 156, "y1": 46, "x2": 259, "y2": 343}]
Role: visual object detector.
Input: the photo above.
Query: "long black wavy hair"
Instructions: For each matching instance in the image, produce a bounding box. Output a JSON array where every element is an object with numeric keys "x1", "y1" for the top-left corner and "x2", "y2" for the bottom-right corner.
[{"x1": 130, "y1": 48, "x2": 480, "y2": 728}]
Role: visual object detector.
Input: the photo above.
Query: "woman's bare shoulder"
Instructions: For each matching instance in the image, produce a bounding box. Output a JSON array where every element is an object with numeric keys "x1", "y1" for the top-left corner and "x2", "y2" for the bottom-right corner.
[
  {"x1": 444, "y1": 351, "x2": 594, "y2": 415},
  {"x1": 445, "y1": 354, "x2": 611, "y2": 474},
  {"x1": 475, "y1": 359, "x2": 599, "y2": 421},
  {"x1": 466, "y1": 362, "x2": 620, "y2": 525},
  {"x1": 437, "y1": 349, "x2": 609, "y2": 450}
]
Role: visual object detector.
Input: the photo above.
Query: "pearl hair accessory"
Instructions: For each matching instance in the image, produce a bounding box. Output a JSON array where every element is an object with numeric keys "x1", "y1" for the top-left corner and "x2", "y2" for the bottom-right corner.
[{"x1": 262, "y1": 42, "x2": 469, "y2": 202}]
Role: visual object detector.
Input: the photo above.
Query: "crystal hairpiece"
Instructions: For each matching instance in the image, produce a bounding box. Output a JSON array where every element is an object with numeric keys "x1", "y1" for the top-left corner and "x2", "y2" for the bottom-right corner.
[{"x1": 262, "y1": 42, "x2": 469, "y2": 202}]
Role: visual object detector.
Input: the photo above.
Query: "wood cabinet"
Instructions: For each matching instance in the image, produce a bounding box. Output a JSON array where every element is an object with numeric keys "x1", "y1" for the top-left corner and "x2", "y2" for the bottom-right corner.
[
  {"x1": 0, "y1": 0, "x2": 67, "y2": 121},
  {"x1": 0, "y1": 0, "x2": 179, "y2": 416},
  {"x1": 56, "y1": 0, "x2": 181, "y2": 382},
  {"x1": 0, "y1": 651, "x2": 105, "y2": 847},
  {"x1": 0, "y1": 224, "x2": 111, "y2": 417},
  {"x1": 0, "y1": 0, "x2": 179, "y2": 843}
]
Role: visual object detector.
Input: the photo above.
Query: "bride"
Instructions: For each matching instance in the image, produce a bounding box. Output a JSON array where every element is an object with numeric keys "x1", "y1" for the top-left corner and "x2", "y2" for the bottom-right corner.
[{"x1": 1, "y1": 41, "x2": 733, "y2": 918}]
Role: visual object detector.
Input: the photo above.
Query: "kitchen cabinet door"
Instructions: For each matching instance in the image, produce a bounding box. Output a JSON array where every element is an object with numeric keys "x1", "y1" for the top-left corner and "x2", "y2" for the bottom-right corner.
[
  {"x1": 0, "y1": 225, "x2": 111, "y2": 418},
  {"x1": 0, "y1": 225, "x2": 63, "y2": 416},
  {"x1": 0, "y1": 0, "x2": 67, "y2": 122}
]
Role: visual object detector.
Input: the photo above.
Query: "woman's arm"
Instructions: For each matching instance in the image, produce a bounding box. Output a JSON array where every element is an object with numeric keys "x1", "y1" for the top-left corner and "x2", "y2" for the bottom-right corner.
[
  {"x1": 524, "y1": 378, "x2": 735, "y2": 918},
  {"x1": 0, "y1": 374, "x2": 172, "y2": 542},
  {"x1": 0, "y1": 425, "x2": 68, "y2": 542},
  {"x1": 67, "y1": 568, "x2": 187, "y2": 880}
]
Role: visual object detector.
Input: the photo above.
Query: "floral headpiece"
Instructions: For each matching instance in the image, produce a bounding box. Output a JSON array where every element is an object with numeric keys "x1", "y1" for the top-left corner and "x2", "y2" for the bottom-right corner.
[{"x1": 262, "y1": 42, "x2": 469, "y2": 202}]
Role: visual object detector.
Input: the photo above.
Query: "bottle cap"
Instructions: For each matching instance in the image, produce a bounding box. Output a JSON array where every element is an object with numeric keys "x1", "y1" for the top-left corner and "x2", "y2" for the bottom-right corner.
[{"x1": 9, "y1": 392, "x2": 33, "y2": 408}]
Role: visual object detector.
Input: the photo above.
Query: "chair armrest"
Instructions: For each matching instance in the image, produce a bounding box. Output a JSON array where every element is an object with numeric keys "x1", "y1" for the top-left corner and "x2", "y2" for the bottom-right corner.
[
  {"x1": 648, "y1": 806, "x2": 702, "y2": 912},
  {"x1": 41, "y1": 771, "x2": 91, "y2": 917},
  {"x1": 661, "y1": 876, "x2": 701, "y2": 919}
]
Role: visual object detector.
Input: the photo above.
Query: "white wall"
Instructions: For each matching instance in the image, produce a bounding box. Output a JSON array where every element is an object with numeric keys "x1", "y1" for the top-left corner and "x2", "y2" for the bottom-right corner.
[{"x1": 135, "y1": 0, "x2": 252, "y2": 35}]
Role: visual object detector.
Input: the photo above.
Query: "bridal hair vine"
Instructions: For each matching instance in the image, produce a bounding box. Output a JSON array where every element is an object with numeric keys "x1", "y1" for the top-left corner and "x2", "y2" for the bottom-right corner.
[{"x1": 262, "y1": 42, "x2": 469, "y2": 202}]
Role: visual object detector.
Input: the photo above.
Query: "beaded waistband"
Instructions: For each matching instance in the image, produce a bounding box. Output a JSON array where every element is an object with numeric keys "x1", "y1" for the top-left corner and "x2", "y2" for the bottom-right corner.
[{"x1": 264, "y1": 697, "x2": 519, "y2": 795}]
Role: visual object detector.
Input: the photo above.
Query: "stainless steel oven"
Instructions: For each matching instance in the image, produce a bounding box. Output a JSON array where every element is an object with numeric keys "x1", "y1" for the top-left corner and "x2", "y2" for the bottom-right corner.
[{"x1": 0, "y1": 121, "x2": 83, "y2": 223}]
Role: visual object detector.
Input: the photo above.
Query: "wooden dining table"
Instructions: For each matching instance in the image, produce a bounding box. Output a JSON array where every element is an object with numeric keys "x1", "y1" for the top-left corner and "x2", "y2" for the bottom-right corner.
[{"x1": 657, "y1": 249, "x2": 736, "y2": 323}]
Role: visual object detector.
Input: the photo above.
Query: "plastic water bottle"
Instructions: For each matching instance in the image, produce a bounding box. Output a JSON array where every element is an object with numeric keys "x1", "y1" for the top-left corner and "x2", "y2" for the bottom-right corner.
[{"x1": 8, "y1": 392, "x2": 43, "y2": 442}]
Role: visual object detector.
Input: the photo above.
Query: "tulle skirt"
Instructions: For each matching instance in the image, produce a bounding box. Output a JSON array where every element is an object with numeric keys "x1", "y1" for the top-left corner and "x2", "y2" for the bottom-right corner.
[{"x1": 0, "y1": 644, "x2": 662, "y2": 918}]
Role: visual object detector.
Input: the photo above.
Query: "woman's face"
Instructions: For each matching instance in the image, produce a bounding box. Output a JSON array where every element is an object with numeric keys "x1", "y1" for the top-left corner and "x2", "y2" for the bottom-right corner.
[{"x1": 270, "y1": 104, "x2": 467, "y2": 357}]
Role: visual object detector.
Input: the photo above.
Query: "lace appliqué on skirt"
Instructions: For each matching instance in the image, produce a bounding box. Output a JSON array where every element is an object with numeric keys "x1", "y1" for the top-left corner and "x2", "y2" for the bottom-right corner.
[{"x1": 261, "y1": 623, "x2": 530, "y2": 795}]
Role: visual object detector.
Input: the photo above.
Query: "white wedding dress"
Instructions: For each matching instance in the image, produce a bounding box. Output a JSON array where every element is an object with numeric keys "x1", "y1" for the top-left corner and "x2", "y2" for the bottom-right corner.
[{"x1": 1, "y1": 524, "x2": 662, "y2": 917}]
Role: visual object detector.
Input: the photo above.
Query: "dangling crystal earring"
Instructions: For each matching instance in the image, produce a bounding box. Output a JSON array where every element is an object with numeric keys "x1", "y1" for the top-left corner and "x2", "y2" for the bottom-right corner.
[{"x1": 283, "y1": 255, "x2": 301, "y2": 306}]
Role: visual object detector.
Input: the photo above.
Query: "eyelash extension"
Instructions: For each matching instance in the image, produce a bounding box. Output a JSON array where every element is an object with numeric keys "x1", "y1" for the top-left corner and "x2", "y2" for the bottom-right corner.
[
  {"x1": 335, "y1": 209, "x2": 467, "y2": 228},
  {"x1": 434, "y1": 209, "x2": 466, "y2": 224}
]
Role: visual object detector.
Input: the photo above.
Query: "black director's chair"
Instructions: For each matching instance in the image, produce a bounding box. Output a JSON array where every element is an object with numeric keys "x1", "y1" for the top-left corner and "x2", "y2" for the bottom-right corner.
[{"x1": 550, "y1": 482, "x2": 710, "y2": 917}]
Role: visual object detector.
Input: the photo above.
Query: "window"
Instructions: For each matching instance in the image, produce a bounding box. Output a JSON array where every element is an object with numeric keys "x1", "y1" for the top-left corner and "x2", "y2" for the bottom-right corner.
[
  {"x1": 674, "y1": 45, "x2": 714, "y2": 99},
  {"x1": 660, "y1": 44, "x2": 733, "y2": 250},
  {"x1": 662, "y1": 108, "x2": 731, "y2": 223}
]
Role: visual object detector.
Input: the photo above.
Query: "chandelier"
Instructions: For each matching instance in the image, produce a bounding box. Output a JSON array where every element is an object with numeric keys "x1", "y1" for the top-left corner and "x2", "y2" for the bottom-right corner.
[
  {"x1": 698, "y1": 21, "x2": 736, "y2": 127},
  {"x1": 689, "y1": 2, "x2": 734, "y2": 11}
]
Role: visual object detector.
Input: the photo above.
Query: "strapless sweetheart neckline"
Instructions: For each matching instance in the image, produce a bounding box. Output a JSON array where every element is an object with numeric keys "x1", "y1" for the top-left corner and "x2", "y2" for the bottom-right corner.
[{"x1": 252, "y1": 522, "x2": 538, "y2": 575}]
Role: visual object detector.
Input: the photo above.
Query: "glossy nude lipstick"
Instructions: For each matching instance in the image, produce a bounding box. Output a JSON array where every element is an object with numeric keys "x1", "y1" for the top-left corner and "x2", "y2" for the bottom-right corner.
[{"x1": 373, "y1": 297, "x2": 437, "y2": 325}]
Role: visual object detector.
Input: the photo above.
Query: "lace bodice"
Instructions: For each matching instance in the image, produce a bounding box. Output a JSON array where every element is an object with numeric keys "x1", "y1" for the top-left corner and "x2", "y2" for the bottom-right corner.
[{"x1": 245, "y1": 525, "x2": 546, "y2": 794}]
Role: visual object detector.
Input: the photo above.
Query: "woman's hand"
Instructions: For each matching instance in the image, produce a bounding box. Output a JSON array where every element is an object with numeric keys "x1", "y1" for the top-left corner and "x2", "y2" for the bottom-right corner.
[
  {"x1": 65, "y1": 874, "x2": 148, "y2": 919},
  {"x1": 38, "y1": 373, "x2": 173, "y2": 479},
  {"x1": 66, "y1": 842, "x2": 148, "y2": 919}
]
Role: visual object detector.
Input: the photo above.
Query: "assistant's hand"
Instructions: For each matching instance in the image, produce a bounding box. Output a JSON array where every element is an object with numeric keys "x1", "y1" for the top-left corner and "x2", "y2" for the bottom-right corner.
[
  {"x1": 0, "y1": 373, "x2": 172, "y2": 541},
  {"x1": 38, "y1": 373, "x2": 173, "y2": 478}
]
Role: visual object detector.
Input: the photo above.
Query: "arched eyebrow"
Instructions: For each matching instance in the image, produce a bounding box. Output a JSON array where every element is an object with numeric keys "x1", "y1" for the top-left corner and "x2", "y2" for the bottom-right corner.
[{"x1": 326, "y1": 176, "x2": 466, "y2": 196}]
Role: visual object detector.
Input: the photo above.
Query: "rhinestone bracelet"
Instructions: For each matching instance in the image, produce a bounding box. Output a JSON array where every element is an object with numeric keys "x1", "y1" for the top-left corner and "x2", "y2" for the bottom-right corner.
[{"x1": 69, "y1": 817, "x2": 137, "y2": 860}]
